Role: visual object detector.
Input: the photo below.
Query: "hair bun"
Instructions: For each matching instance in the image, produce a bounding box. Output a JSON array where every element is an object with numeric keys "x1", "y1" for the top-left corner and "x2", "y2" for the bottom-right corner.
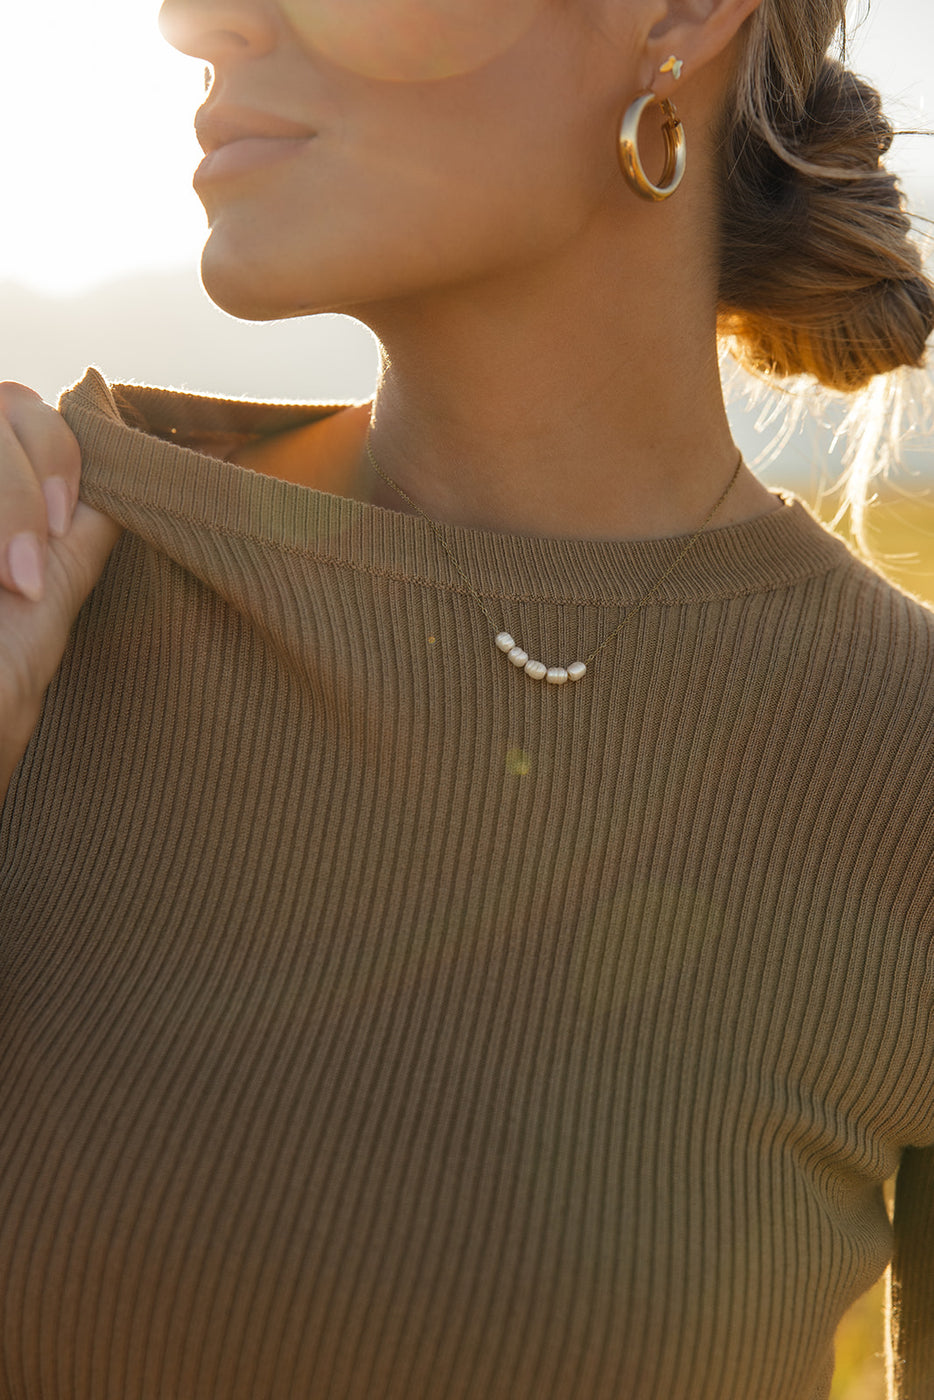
[{"x1": 718, "y1": 57, "x2": 934, "y2": 390}]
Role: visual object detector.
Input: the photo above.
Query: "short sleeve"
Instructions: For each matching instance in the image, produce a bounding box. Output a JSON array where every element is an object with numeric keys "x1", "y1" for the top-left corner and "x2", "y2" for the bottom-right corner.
[{"x1": 890, "y1": 1144, "x2": 934, "y2": 1398}]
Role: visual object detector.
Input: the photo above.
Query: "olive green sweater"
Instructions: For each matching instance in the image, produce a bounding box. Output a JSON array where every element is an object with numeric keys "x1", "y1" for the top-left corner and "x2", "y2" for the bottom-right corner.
[{"x1": 2, "y1": 365, "x2": 933, "y2": 1400}]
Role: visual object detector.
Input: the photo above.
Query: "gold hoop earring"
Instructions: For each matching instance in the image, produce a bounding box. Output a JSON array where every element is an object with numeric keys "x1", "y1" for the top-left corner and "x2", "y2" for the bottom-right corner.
[{"x1": 618, "y1": 91, "x2": 687, "y2": 202}]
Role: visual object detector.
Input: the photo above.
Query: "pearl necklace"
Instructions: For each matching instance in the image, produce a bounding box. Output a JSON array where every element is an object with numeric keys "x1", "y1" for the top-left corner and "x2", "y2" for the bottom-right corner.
[{"x1": 364, "y1": 438, "x2": 744, "y2": 685}]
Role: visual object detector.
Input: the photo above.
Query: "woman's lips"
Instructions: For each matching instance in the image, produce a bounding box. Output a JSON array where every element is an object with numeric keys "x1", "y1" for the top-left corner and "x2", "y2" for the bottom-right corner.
[{"x1": 194, "y1": 136, "x2": 312, "y2": 185}]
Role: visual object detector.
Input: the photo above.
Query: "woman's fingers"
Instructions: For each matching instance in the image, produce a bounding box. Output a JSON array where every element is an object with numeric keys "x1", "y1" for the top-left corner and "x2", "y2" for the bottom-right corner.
[
  {"x1": 0, "y1": 381, "x2": 84, "y2": 599},
  {"x1": 49, "y1": 500, "x2": 124, "y2": 623},
  {"x1": 0, "y1": 383, "x2": 123, "y2": 801},
  {"x1": 2, "y1": 500, "x2": 123, "y2": 703},
  {"x1": 0, "y1": 501, "x2": 123, "y2": 801}
]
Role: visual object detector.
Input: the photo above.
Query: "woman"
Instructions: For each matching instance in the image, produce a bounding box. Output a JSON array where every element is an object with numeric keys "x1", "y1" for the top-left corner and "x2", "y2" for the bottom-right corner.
[{"x1": 1, "y1": 0, "x2": 933, "y2": 1396}]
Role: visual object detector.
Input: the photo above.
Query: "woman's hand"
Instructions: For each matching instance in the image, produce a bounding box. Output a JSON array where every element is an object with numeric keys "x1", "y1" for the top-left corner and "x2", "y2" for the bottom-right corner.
[{"x1": 0, "y1": 381, "x2": 122, "y2": 801}]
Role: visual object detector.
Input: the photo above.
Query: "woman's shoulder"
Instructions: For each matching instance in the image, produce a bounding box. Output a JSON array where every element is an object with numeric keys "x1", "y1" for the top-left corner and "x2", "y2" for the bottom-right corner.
[
  {"x1": 779, "y1": 494, "x2": 934, "y2": 652},
  {"x1": 837, "y1": 543, "x2": 934, "y2": 649},
  {"x1": 811, "y1": 548, "x2": 934, "y2": 763}
]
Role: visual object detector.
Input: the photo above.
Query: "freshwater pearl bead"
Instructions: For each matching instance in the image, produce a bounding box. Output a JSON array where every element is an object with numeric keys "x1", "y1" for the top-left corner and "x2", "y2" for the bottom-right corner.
[{"x1": 495, "y1": 631, "x2": 587, "y2": 683}]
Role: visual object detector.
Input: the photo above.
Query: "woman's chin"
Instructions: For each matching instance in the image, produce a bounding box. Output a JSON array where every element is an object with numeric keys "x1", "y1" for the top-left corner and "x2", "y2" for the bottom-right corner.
[
  {"x1": 197, "y1": 247, "x2": 304, "y2": 323},
  {"x1": 198, "y1": 236, "x2": 370, "y2": 324}
]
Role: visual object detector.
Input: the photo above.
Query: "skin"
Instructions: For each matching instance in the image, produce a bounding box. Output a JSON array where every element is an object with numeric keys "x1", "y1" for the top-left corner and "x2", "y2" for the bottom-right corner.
[{"x1": 0, "y1": 0, "x2": 780, "y2": 792}]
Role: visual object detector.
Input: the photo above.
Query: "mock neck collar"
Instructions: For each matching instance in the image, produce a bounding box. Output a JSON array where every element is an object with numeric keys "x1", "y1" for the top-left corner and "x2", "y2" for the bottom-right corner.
[{"x1": 59, "y1": 366, "x2": 855, "y2": 608}]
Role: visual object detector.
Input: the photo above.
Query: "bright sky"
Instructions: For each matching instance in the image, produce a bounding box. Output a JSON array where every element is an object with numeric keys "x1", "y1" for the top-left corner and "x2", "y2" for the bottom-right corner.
[{"x1": 2, "y1": 0, "x2": 932, "y2": 296}]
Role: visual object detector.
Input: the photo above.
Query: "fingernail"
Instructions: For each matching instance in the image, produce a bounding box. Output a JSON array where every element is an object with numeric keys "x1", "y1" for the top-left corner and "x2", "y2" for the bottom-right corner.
[
  {"x1": 43, "y1": 476, "x2": 72, "y2": 537},
  {"x1": 8, "y1": 532, "x2": 45, "y2": 602}
]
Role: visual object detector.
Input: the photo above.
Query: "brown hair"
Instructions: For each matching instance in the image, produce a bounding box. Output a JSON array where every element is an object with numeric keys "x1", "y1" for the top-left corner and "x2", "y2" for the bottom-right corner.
[
  {"x1": 715, "y1": 0, "x2": 934, "y2": 552},
  {"x1": 718, "y1": 0, "x2": 933, "y2": 388}
]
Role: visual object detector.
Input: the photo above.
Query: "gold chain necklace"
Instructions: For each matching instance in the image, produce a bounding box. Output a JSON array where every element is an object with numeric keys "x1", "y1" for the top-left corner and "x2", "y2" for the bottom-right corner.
[{"x1": 364, "y1": 438, "x2": 744, "y2": 685}]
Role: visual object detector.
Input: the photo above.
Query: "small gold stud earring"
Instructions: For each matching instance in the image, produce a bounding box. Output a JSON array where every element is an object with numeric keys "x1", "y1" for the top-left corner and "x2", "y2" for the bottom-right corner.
[{"x1": 659, "y1": 55, "x2": 684, "y2": 80}]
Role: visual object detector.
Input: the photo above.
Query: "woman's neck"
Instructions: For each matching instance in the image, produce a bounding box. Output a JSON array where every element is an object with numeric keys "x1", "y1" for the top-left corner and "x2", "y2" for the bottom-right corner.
[
  {"x1": 351, "y1": 225, "x2": 778, "y2": 540},
  {"x1": 236, "y1": 193, "x2": 780, "y2": 541}
]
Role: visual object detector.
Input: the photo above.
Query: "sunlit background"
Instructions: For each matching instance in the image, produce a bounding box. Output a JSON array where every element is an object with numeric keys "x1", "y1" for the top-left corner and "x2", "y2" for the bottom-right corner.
[{"x1": 2, "y1": 7, "x2": 933, "y2": 1393}]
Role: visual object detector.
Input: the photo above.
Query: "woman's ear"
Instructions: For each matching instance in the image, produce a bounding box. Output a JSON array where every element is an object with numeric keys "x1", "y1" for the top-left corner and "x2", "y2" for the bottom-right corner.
[{"x1": 640, "y1": 0, "x2": 764, "y2": 95}]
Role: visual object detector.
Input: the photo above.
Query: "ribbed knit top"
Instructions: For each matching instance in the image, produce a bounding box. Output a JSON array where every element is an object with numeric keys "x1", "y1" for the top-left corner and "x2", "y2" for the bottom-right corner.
[{"x1": 2, "y1": 364, "x2": 934, "y2": 1400}]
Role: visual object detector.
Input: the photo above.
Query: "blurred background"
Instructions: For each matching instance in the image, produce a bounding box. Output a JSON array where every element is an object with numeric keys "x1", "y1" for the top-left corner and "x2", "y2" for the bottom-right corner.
[{"x1": 2, "y1": 4, "x2": 931, "y2": 1393}]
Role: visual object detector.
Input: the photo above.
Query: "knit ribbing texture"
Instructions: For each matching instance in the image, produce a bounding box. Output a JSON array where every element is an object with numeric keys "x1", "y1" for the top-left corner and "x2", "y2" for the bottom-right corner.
[{"x1": 1, "y1": 366, "x2": 933, "y2": 1400}]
